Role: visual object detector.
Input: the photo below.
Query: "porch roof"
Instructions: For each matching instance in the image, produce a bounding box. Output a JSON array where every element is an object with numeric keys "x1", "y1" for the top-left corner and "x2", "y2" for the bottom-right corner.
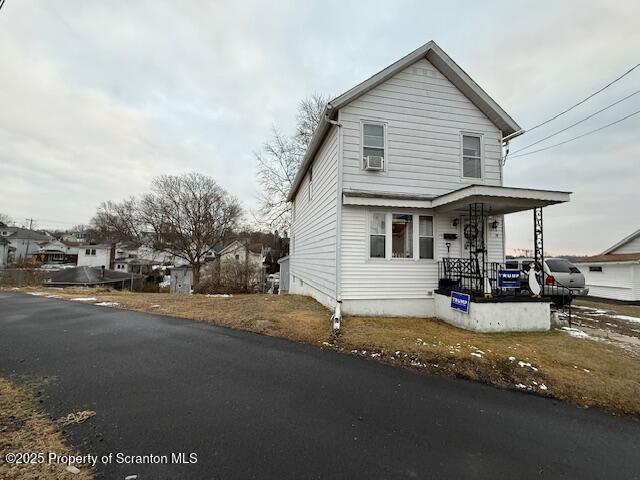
[
  {"x1": 343, "y1": 185, "x2": 571, "y2": 214},
  {"x1": 432, "y1": 185, "x2": 571, "y2": 215}
]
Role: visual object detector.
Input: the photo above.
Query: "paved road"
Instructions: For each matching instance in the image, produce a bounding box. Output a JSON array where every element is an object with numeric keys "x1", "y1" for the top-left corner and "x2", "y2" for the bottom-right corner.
[{"x1": 1, "y1": 292, "x2": 639, "y2": 479}]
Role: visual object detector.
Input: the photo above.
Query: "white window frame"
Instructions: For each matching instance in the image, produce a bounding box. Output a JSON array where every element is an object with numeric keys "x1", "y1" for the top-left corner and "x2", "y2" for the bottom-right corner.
[
  {"x1": 368, "y1": 211, "x2": 387, "y2": 259},
  {"x1": 361, "y1": 120, "x2": 388, "y2": 172},
  {"x1": 418, "y1": 215, "x2": 435, "y2": 260},
  {"x1": 460, "y1": 132, "x2": 484, "y2": 182},
  {"x1": 367, "y1": 211, "x2": 437, "y2": 262}
]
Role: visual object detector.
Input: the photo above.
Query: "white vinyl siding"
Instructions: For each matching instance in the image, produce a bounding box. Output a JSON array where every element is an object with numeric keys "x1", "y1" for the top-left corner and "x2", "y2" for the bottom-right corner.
[
  {"x1": 339, "y1": 58, "x2": 503, "y2": 197},
  {"x1": 290, "y1": 126, "x2": 339, "y2": 300},
  {"x1": 341, "y1": 206, "x2": 438, "y2": 300},
  {"x1": 576, "y1": 262, "x2": 640, "y2": 301}
]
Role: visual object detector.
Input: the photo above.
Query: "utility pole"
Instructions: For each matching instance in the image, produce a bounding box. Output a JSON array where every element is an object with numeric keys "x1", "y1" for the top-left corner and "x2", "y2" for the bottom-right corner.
[{"x1": 24, "y1": 218, "x2": 35, "y2": 263}]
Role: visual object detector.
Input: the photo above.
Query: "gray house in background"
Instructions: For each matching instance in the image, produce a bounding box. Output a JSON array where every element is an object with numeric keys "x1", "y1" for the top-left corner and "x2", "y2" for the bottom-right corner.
[{"x1": 0, "y1": 227, "x2": 50, "y2": 262}]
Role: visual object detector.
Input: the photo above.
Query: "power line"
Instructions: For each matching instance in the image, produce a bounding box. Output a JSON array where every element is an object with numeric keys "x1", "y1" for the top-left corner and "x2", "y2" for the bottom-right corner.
[
  {"x1": 524, "y1": 63, "x2": 640, "y2": 134},
  {"x1": 511, "y1": 89, "x2": 640, "y2": 155},
  {"x1": 509, "y1": 108, "x2": 640, "y2": 159}
]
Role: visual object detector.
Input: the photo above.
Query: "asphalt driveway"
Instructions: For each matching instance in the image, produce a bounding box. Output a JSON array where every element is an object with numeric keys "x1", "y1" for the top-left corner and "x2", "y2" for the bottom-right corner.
[{"x1": 1, "y1": 292, "x2": 639, "y2": 479}]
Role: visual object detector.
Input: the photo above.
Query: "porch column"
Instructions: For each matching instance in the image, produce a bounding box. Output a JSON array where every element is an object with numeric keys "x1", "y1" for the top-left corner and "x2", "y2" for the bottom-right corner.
[{"x1": 533, "y1": 207, "x2": 545, "y2": 286}]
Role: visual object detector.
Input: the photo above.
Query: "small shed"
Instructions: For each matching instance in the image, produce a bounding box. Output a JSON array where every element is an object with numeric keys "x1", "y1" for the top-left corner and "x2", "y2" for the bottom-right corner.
[{"x1": 170, "y1": 266, "x2": 193, "y2": 294}]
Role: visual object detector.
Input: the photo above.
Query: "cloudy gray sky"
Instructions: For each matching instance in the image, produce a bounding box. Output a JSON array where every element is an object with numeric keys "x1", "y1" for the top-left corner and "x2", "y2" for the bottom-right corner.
[{"x1": 0, "y1": 1, "x2": 638, "y2": 255}]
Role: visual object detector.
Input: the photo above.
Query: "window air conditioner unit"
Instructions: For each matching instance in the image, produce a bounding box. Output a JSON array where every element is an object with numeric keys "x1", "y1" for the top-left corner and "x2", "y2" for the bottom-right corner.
[{"x1": 364, "y1": 155, "x2": 384, "y2": 171}]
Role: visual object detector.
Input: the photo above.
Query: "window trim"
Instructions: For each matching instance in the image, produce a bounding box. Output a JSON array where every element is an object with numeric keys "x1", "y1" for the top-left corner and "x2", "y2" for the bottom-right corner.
[
  {"x1": 366, "y1": 210, "x2": 437, "y2": 262},
  {"x1": 418, "y1": 215, "x2": 435, "y2": 260},
  {"x1": 460, "y1": 132, "x2": 484, "y2": 182},
  {"x1": 361, "y1": 120, "x2": 388, "y2": 172},
  {"x1": 368, "y1": 211, "x2": 387, "y2": 259}
]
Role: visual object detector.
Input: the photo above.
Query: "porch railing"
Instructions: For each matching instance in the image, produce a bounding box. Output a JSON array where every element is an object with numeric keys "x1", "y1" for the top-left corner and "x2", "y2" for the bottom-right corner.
[{"x1": 438, "y1": 257, "x2": 576, "y2": 302}]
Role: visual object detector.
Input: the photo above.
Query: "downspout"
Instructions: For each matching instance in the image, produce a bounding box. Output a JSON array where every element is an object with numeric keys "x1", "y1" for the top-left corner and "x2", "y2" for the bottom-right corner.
[{"x1": 327, "y1": 106, "x2": 344, "y2": 328}]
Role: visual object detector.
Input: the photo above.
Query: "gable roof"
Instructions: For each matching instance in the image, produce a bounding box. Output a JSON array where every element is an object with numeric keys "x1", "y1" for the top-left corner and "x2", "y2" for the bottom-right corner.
[
  {"x1": 287, "y1": 40, "x2": 522, "y2": 201},
  {"x1": 601, "y1": 228, "x2": 640, "y2": 255},
  {"x1": 7, "y1": 228, "x2": 50, "y2": 242},
  {"x1": 574, "y1": 253, "x2": 640, "y2": 264}
]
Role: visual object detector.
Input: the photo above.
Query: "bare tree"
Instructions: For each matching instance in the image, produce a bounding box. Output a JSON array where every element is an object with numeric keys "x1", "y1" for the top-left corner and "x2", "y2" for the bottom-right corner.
[
  {"x1": 0, "y1": 212, "x2": 11, "y2": 226},
  {"x1": 92, "y1": 173, "x2": 242, "y2": 285},
  {"x1": 255, "y1": 93, "x2": 329, "y2": 231}
]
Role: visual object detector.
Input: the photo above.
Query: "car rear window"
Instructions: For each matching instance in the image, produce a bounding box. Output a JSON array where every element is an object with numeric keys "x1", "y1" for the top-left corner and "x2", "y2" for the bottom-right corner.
[{"x1": 546, "y1": 259, "x2": 574, "y2": 273}]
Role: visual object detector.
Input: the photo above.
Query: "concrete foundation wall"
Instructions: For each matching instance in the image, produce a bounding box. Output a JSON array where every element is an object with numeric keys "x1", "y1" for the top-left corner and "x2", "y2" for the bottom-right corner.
[
  {"x1": 434, "y1": 293, "x2": 550, "y2": 332},
  {"x1": 341, "y1": 298, "x2": 435, "y2": 317},
  {"x1": 289, "y1": 274, "x2": 336, "y2": 310}
]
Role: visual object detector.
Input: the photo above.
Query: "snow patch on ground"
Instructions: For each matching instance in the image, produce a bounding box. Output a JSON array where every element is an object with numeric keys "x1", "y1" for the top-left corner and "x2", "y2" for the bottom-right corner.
[
  {"x1": 470, "y1": 352, "x2": 483, "y2": 358},
  {"x1": 26, "y1": 291, "x2": 46, "y2": 296},
  {"x1": 94, "y1": 302, "x2": 120, "y2": 307},
  {"x1": 517, "y1": 361, "x2": 538, "y2": 372},
  {"x1": 560, "y1": 327, "x2": 592, "y2": 339},
  {"x1": 70, "y1": 297, "x2": 98, "y2": 302},
  {"x1": 611, "y1": 314, "x2": 640, "y2": 324}
]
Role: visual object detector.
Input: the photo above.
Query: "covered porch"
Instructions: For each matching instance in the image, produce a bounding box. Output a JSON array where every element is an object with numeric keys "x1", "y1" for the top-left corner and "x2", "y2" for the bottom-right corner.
[
  {"x1": 431, "y1": 185, "x2": 571, "y2": 332},
  {"x1": 432, "y1": 185, "x2": 570, "y2": 298}
]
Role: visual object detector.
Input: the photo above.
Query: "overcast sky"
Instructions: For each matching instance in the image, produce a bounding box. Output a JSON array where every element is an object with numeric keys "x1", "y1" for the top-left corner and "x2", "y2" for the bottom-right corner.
[{"x1": 0, "y1": 1, "x2": 638, "y2": 255}]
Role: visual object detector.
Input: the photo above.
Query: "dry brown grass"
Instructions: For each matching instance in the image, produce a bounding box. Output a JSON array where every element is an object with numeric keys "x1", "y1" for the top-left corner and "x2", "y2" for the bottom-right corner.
[
  {"x1": 0, "y1": 377, "x2": 93, "y2": 479},
  {"x1": 10, "y1": 287, "x2": 640, "y2": 418}
]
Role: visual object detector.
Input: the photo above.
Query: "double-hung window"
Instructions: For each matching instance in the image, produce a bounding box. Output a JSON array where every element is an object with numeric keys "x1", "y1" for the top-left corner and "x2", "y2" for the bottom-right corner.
[
  {"x1": 462, "y1": 134, "x2": 482, "y2": 179},
  {"x1": 369, "y1": 212, "x2": 386, "y2": 258},
  {"x1": 362, "y1": 123, "x2": 385, "y2": 168},
  {"x1": 419, "y1": 216, "x2": 434, "y2": 259}
]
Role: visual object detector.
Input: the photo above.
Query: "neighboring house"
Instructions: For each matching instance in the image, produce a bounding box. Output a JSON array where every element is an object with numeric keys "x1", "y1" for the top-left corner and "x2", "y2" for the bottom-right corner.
[
  {"x1": 0, "y1": 237, "x2": 14, "y2": 269},
  {"x1": 113, "y1": 257, "x2": 158, "y2": 275},
  {"x1": 77, "y1": 244, "x2": 112, "y2": 268},
  {"x1": 4, "y1": 228, "x2": 50, "y2": 262},
  {"x1": 34, "y1": 240, "x2": 79, "y2": 264},
  {"x1": 217, "y1": 240, "x2": 264, "y2": 266},
  {"x1": 286, "y1": 40, "x2": 570, "y2": 322},
  {"x1": 575, "y1": 228, "x2": 640, "y2": 302}
]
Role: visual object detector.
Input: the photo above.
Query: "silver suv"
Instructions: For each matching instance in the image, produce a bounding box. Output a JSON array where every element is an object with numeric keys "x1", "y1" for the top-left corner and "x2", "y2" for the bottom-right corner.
[{"x1": 505, "y1": 257, "x2": 589, "y2": 303}]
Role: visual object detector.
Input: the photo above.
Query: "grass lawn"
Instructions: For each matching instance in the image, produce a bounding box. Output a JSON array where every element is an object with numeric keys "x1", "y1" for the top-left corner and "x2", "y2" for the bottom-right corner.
[
  {"x1": 0, "y1": 377, "x2": 93, "y2": 479},
  {"x1": 9, "y1": 287, "x2": 640, "y2": 419}
]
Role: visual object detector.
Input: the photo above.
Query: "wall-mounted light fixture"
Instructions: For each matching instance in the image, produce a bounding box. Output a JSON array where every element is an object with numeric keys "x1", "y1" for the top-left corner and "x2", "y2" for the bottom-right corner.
[
  {"x1": 452, "y1": 218, "x2": 459, "y2": 228},
  {"x1": 490, "y1": 220, "x2": 499, "y2": 230}
]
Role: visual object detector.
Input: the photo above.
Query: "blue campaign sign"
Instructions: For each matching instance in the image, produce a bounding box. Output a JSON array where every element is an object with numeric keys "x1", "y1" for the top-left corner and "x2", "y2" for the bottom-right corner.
[
  {"x1": 498, "y1": 269, "x2": 521, "y2": 289},
  {"x1": 450, "y1": 291, "x2": 470, "y2": 314}
]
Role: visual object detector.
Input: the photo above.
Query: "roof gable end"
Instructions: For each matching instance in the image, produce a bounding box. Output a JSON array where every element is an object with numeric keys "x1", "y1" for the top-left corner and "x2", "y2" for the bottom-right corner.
[{"x1": 287, "y1": 40, "x2": 521, "y2": 201}]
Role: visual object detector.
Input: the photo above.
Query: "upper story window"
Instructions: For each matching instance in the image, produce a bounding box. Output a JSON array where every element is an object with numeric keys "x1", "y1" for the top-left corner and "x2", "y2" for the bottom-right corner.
[
  {"x1": 369, "y1": 212, "x2": 386, "y2": 258},
  {"x1": 462, "y1": 134, "x2": 482, "y2": 179},
  {"x1": 392, "y1": 214, "x2": 413, "y2": 258},
  {"x1": 362, "y1": 123, "x2": 385, "y2": 170}
]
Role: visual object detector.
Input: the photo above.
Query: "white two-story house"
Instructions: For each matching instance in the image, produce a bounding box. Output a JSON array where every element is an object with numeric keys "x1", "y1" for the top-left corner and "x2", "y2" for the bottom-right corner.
[{"x1": 286, "y1": 41, "x2": 571, "y2": 324}]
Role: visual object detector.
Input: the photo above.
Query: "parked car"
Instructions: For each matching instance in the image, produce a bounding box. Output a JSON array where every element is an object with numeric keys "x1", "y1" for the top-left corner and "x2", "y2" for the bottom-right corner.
[{"x1": 505, "y1": 257, "x2": 589, "y2": 305}]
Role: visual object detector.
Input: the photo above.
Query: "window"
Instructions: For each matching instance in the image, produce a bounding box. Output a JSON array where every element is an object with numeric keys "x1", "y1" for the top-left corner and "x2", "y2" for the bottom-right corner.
[
  {"x1": 91, "y1": 249, "x2": 96, "y2": 255},
  {"x1": 392, "y1": 214, "x2": 413, "y2": 258},
  {"x1": 362, "y1": 123, "x2": 385, "y2": 167},
  {"x1": 462, "y1": 134, "x2": 482, "y2": 179},
  {"x1": 369, "y1": 212, "x2": 386, "y2": 258},
  {"x1": 85, "y1": 248, "x2": 91, "y2": 255},
  {"x1": 419, "y1": 216, "x2": 434, "y2": 259},
  {"x1": 589, "y1": 266, "x2": 603, "y2": 272},
  {"x1": 308, "y1": 167, "x2": 313, "y2": 201}
]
